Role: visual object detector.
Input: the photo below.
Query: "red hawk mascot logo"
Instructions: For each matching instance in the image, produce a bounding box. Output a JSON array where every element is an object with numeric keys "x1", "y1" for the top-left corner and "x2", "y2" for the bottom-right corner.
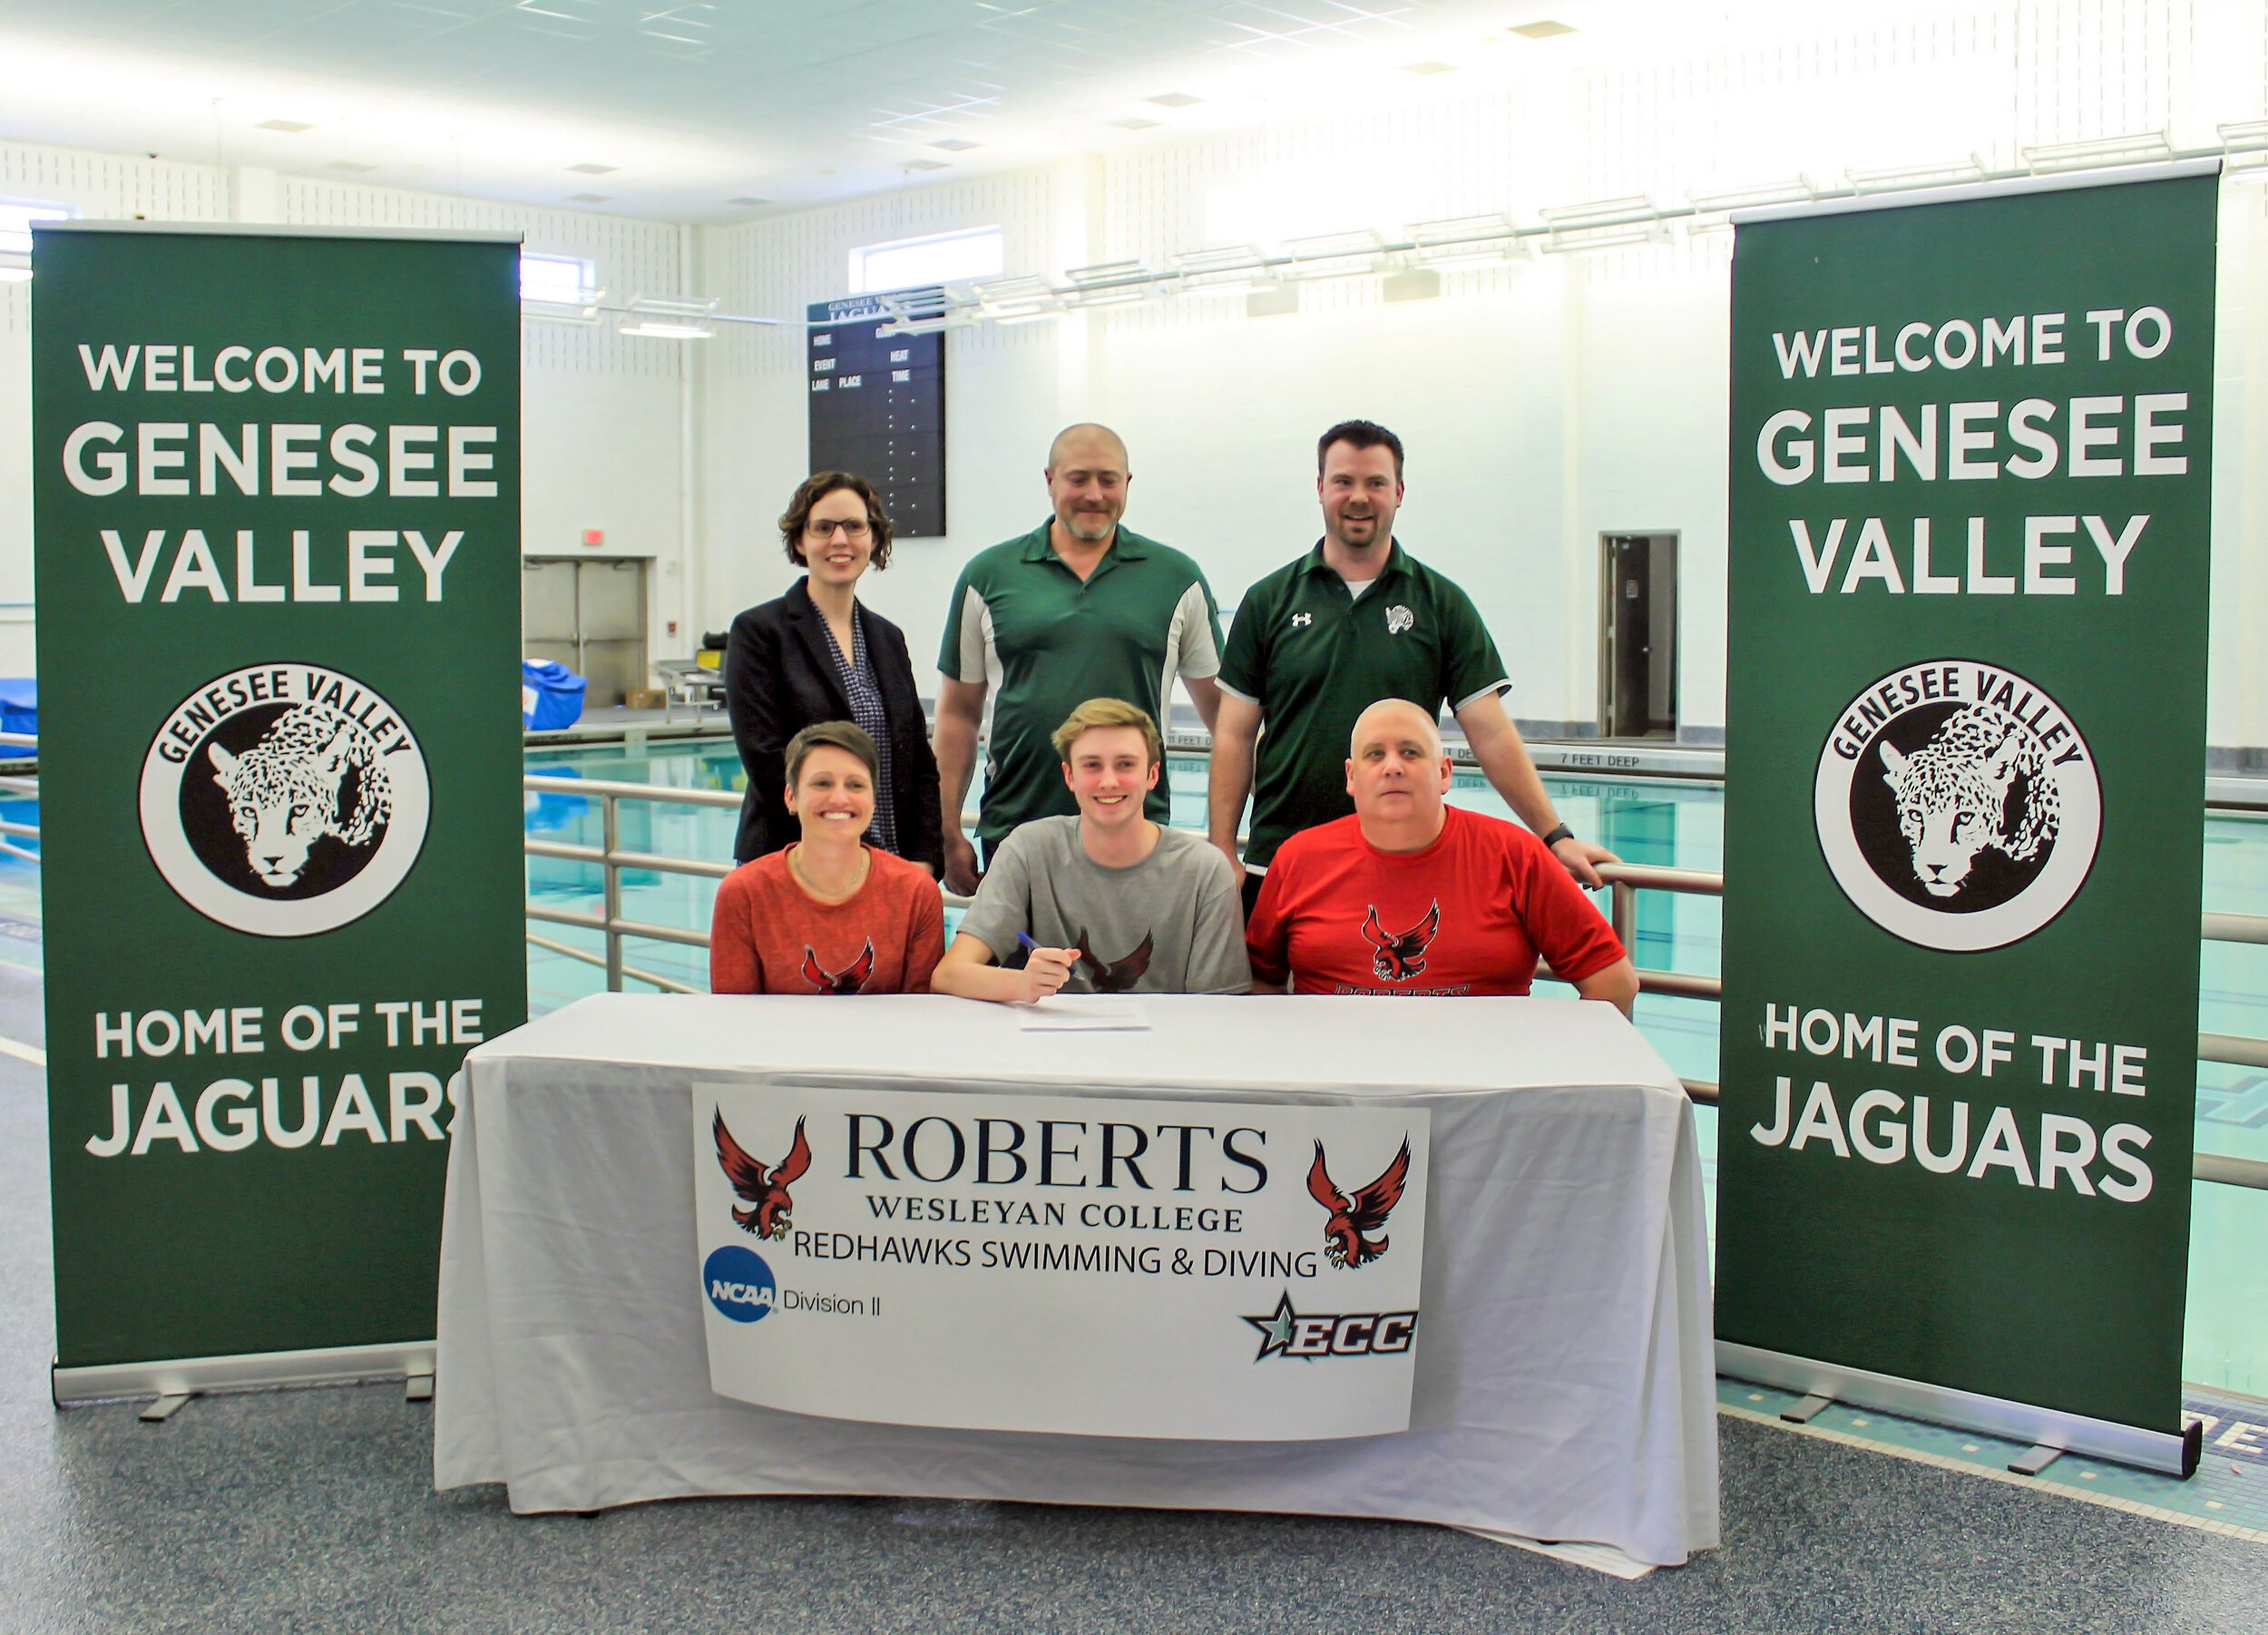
[
  {"x1": 1361, "y1": 902, "x2": 1440, "y2": 982},
  {"x1": 713, "y1": 1111, "x2": 812, "y2": 1240},
  {"x1": 800, "y1": 939, "x2": 876, "y2": 994},
  {"x1": 1306, "y1": 1137, "x2": 1412, "y2": 1268}
]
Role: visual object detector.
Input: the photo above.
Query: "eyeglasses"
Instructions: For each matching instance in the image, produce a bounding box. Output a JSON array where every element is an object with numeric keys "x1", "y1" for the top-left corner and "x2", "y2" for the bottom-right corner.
[{"x1": 806, "y1": 518, "x2": 872, "y2": 542}]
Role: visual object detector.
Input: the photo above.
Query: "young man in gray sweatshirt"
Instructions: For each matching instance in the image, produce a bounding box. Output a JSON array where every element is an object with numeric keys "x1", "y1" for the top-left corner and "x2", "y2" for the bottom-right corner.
[{"x1": 933, "y1": 698, "x2": 1250, "y2": 1003}]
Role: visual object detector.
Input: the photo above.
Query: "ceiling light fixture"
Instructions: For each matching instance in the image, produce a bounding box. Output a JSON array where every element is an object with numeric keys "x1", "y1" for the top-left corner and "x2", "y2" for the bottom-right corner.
[
  {"x1": 1407, "y1": 212, "x2": 1528, "y2": 266},
  {"x1": 1537, "y1": 197, "x2": 1665, "y2": 254},
  {"x1": 1686, "y1": 179, "x2": 1817, "y2": 212},
  {"x1": 1169, "y1": 244, "x2": 1274, "y2": 293},
  {"x1": 618, "y1": 293, "x2": 721, "y2": 340},
  {"x1": 256, "y1": 119, "x2": 314, "y2": 133},
  {"x1": 1845, "y1": 156, "x2": 1989, "y2": 193},
  {"x1": 1282, "y1": 229, "x2": 1390, "y2": 280},
  {"x1": 1510, "y1": 20, "x2": 1576, "y2": 38},
  {"x1": 726, "y1": 196, "x2": 769, "y2": 207},
  {"x1": 1108, "y1": 118, "x2": 1161, "y2": 132},
  {"x1": 327, "y1": 162, "x2": 378, "y2": 174},
  {"x1": 1147, "y1": 93, "x2": 1202, "y2": 107},
  {"x1": 567, "y1": 162, "x2": 619, "y2": 174},
  {"x1": 2022, "y1": 129, "x2": 2174, "y2": 173},
  {"x1": 569, "y1": 192, "x2": 612, "y2": 203},
  {"x1": 1402, "y1": 62, "x2": 1454, "y2": 75},
  {"x1": 931, "y1": 139, "x2": 981, "y2": 152},
  {"x1": 901, "y1": 159, "x2": 951, "y2": 171}
]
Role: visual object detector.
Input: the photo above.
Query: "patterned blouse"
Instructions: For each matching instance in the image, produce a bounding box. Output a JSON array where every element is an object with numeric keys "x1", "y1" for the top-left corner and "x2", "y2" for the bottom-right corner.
[{"x1": 818, "y1": 607, "x2": 902, "y2": 857}]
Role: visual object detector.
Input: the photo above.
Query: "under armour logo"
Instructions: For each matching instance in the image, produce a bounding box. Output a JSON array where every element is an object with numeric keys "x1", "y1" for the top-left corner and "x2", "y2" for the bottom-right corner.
[
  {"x1": 1291, "y1": 612, "x2": 1314, "y2": 628},
  {"x1": 1385, "y1": 605, "x2": 1414, "y2": 635}
]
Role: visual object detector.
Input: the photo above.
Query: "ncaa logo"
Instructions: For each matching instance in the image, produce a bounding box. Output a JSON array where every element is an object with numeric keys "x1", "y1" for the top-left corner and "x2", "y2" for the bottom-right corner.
[
  {"x1": 138, "y1": 663, "x2": 431, "y2": 938},
  {"x1": 1813, "y1": 659, "x2": 2100, "y2": 953},
  {"x1": 703, "y1": 1244, "x2": 777, "y2": 1323}
]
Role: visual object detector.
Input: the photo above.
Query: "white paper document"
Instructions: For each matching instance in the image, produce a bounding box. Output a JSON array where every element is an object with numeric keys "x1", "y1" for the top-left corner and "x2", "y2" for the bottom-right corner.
[{"x1": 1018, "y1": 997, "x2": 1152, "y2": 1032}]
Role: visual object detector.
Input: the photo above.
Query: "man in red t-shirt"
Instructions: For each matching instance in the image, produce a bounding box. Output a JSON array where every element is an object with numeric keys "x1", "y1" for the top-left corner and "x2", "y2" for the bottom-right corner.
[{"x1": 1246, "y1": 699, "x2": 1638, "y2": 1012}]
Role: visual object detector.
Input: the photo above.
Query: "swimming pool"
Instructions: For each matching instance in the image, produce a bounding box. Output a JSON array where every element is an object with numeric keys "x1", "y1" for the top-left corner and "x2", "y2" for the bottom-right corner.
[{"x1": 524, "y1": 733, "x2": 2268, "y2": 1396}]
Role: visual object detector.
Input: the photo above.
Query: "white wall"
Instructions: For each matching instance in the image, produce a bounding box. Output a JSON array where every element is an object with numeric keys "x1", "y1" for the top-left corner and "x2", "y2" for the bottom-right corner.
[
  {"x1": 0, "y1": 142, "x2": 694, "y2": 679},
  {"x1": 697, "y1": 0, "x2": 2268, "y2": 750},
  {"x1": 7, "y1": 0, "x2": 2268, "y2": 752}
]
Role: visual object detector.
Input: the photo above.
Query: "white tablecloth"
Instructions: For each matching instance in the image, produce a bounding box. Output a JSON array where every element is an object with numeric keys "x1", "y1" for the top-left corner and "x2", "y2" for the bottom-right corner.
[{"x1": 433, "y1": 994, "x2": 1718, "y2": 1566}]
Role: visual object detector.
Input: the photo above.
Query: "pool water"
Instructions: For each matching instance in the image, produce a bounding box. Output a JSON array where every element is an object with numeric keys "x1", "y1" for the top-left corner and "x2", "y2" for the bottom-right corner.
[{"x1": 523, "y1": 734, "x2": 2268, "y2": 1395}]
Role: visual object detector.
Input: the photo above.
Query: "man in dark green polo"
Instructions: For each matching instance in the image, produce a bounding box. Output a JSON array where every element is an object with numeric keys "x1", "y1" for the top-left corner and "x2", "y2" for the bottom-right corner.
[
  {"x1": 936, "y1": 423, "x2": 1223, "y2": 894},
  {"x1": 1208, "y1": 419, "x2": 1618, "y2": 913}
]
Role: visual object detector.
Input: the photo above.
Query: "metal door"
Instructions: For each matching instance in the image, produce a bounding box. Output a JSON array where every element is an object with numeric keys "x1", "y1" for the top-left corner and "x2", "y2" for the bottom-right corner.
[
  {"x1": 1598, "y1": 534, "x2": 1677, "y2": 739},
  {"x1": 523, "y1": 557, "x2": 649, "y2": 708}
]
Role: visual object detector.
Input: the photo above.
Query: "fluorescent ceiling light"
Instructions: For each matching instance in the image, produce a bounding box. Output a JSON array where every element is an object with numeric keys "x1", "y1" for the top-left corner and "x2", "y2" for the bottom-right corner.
[
  {"x1": 2023, "y1": 130, "x2": 2172, "y2": 172},
  {"x1": 1846, "y1": 156, "x2": 1988, "y2": 192},
  {"x1": 1510, "y1": 20, "x2": 1576, "y2": 38},
  {"x1": 567, "y1": 162, "x2": 618, "y2": 174},
  {"x1": 973, "y1": 274, "x2": 1058, "y2": 319},
  {"x1": 1147, "y1": 93, "x2": 1202, "y2": 107},
  {"x1": 726, "y1": 196, "x2": 768, "y2": 206},
  {"x1": 1407, "y1": 213, "x2": 1526, "y2": 265},
  {"x1": 1108, "y1": 118, "x2": 1161, "y2": 132},
  {"x1": 1170, "y1": 244, "x2": 1274, "y2": 292},
  {"x1": 1538, "y1": 196, "x2": 1657, "y2": 231},
  {"x1": 256, "y1": 118, "x2": 313, "y2": 132},
  {"x1": 1283, "y1": 228, "x2": 1388, "y2": 279},
  {"x1": 616, "y1": 319, "x2": 712, "y2": 339},
  {"x1": 900, "y1": 159, "x2": 951, "y2": 171},
  {"x1": 568, "y1": 192, "x2": 611, "y2": 203},
  {"x1": 931, "y1": 139, "x2": 980, "y2": 152},
  {"x1": 1686, "y1": 179, "x2": 1815, "y2": 212},
  {"x1": 1402, "y1": 62, "x2": 1455, "y2": 75}
]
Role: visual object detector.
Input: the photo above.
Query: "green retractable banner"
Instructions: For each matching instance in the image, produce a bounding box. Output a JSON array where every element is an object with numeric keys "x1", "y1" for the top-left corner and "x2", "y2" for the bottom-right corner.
[
  {"x1": 1716, "y1": 166, "x2": 2217, "y2": 1463},
  {"x1": 33, "y1": 223, "x2": 526, "y2": 1385}
]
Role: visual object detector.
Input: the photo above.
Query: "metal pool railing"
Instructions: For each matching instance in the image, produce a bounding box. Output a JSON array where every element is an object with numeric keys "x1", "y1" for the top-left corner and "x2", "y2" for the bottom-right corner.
[
  {"x1": 520, "y1": 779, "x2": 2268, "y2": 1194},
  {"x1": 1586, "y1": 862, "x2": 2268, "y2": 1193}
]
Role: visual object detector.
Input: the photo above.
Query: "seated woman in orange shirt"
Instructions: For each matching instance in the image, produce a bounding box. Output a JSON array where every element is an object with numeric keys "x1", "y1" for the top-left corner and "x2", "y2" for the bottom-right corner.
[{"x1": 709, "y1": 721, "x2": 945, "y2": 994}]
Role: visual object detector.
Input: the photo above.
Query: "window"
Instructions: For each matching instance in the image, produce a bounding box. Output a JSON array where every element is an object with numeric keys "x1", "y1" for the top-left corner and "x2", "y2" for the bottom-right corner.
[
  {"x1": 0, "y1": 201, "x2": 74, "y2": 279},
  {"x1": 520, "y1": 252, "x2": 599, "y2": 307},
  {"x1": 848, "y1": 227, "x2": 1003, "y2": 295}
]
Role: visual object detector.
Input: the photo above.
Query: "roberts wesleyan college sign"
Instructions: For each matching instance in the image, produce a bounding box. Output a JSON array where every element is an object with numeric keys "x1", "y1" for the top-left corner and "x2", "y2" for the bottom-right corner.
[{"x1": 694, "y1": 1084, "x2": 1432, "y2": 1440}]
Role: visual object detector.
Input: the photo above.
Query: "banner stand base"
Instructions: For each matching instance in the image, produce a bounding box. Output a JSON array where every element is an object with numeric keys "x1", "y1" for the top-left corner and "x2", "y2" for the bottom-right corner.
[
  {"x1": 53, "y1": 1340, "x2": 435, "y2": 1409},
  {"x1": 1717, "y1": 1340, "x2": 2202, "y2": 1479}
]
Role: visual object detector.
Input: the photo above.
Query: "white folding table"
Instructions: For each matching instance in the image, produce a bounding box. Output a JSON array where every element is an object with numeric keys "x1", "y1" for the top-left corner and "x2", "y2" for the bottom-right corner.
[{"x1": 433, "y1": 993, "x2": 1718, "y2": 1566}]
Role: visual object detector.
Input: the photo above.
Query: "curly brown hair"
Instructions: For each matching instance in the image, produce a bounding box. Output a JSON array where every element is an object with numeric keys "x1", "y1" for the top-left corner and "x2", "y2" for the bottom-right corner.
[{"x1": 779, "y1": 471, "x2": 894, "y2": 571}]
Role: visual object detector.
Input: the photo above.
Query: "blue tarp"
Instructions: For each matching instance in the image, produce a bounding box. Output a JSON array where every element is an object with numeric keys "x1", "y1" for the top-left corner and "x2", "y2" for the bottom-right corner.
[
  {"x1": 522, "y1": 661, "x2": 586, "y2": 731},
  {"x1": 0, "y1": 678, "x2": 34, "y2": 740}
]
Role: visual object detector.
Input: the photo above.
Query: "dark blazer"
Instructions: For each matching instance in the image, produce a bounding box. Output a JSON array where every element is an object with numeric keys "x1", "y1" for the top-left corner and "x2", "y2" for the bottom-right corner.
[{"x1": 723, "y1": 578, "x2": 943, "y2": 870}]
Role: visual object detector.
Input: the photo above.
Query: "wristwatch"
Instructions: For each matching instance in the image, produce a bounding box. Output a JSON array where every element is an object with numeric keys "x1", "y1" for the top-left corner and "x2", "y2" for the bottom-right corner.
[{"x1": 1539, "y1": 822, "x2": 1574, "y2": 849}]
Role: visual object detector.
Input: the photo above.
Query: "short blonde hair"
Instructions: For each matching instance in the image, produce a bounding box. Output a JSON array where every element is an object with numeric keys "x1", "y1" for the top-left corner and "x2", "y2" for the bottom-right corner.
[{"x1": 1051, "y1": 698, "x2": 1162, "y2": 768}]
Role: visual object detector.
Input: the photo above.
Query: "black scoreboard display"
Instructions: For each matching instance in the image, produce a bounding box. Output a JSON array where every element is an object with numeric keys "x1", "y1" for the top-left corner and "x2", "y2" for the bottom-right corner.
[{"x1": 807, "y1": 293, "x2": 946, "y2": 537}]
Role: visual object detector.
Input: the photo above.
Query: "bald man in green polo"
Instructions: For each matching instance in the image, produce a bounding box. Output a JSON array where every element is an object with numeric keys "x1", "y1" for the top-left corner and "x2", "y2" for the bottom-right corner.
[{"x1": 935, "y1": 424, "x2": 1224, "y2": 895}]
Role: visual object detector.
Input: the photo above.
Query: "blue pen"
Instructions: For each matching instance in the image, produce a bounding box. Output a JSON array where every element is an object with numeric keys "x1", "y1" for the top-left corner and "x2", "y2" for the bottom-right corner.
[{"x1": 1016, "y1": 933, "x2": 1038, "y2": 955}]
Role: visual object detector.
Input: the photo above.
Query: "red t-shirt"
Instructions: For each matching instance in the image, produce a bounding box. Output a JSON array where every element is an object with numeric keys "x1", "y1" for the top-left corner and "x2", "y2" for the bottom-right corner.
[
  {"x1": 1246, "y1": 806, "x2": 1625, "y2": 996},
  {"x1": 709, "y1": 847, "x2": 944, "y2": 995}
]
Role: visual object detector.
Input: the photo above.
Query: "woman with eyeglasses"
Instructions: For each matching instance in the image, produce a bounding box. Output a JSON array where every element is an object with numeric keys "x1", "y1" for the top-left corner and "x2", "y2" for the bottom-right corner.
[{"x1": 723, "y1": 472, "x2": 943, "y2": 872}]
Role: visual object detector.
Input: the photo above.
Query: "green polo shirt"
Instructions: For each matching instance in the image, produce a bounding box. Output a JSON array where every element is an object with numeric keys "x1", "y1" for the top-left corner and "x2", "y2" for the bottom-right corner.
[
  {"x1": 1218, "y1": 539, "x2": 1510, "y2": 867},
  {"x1": 941, "y1": 520, "x2": 1221, "y2": 851}
]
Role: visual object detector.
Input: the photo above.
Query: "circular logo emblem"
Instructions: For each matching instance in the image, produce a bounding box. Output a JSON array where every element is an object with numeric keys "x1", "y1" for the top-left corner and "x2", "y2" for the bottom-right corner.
[
  {"x1": 702, "y1": 1245, "x2": 777, "y2": 1323},
  {"x1": 1814, "y1": 659, "x2": 2100, "y2": 952},
  {"x1": 139, "y1": 663, "x2": 430, "y2": 938}
]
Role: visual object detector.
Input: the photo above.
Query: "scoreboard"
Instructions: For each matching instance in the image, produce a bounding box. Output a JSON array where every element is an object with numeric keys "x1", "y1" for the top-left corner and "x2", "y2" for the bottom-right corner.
[{"x1": 807, "y1": 294, "x2": 946, "y2": 537}]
